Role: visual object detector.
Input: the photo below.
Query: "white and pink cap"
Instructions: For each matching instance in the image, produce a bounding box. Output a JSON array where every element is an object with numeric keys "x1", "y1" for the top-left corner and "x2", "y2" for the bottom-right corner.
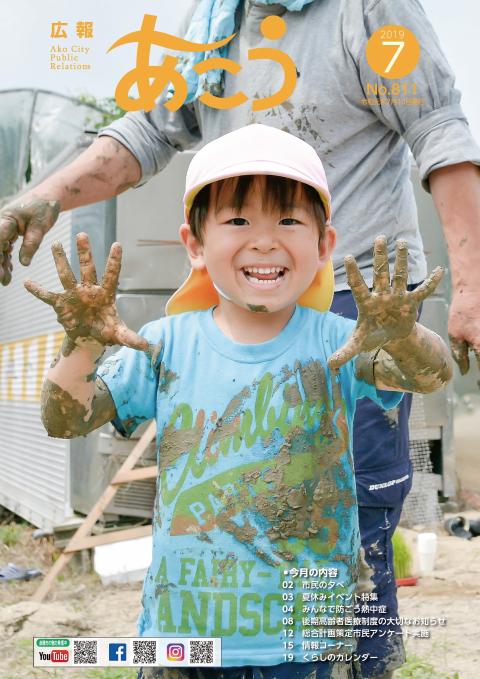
[{"x1": 183, "y1": 123, "x2": 331, "y2": 224}]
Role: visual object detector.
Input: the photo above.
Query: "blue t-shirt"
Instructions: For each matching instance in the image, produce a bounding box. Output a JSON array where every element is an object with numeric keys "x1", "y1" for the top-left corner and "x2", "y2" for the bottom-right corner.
[{"x1": 98, "y1": 306, "x2": 402, "y2": 667}]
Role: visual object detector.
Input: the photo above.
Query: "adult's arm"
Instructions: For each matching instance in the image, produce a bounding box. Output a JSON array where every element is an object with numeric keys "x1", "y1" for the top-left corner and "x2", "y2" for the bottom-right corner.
[
  {"x1": 31, "y1": 136, "x2": 142, "y2": 211},
  {"x1": 0, "y1": 137, "x2": 140, "y2": 285},
  {"x1": 429, "y1": 162, "x2": 480, "y2": 372},
  {"x1": 0, "y1": 102, "x2": 201, "y2": 285},
  {"x1": 358, "y1": 0, "x2": 480, "y2": 373}
]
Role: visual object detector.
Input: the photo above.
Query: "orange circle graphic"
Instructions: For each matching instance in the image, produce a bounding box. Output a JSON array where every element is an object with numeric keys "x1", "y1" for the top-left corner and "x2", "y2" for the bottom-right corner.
[
  {"x1": 366, "y1": 24, "x2": 420, "y2": 79},
  {"x1": 261, "y1": 15, "x2": 287, "y2": 41}
]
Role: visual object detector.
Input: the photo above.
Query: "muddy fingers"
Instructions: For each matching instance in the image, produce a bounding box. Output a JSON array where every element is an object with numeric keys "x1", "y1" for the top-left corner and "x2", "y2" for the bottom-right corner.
[{"x1": 24, "y1": 280, "x2": 59, "y2": 306}]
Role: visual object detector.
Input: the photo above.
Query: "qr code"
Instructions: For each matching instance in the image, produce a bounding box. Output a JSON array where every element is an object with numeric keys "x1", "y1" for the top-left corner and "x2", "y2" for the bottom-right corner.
[
  {"x1": 133, "y1": 639, "x2": 157, "y2": 664},
  {"x1": 190, "y1": 640, "x2": 214, "y2": 665},
  {"x1": 73, "y1": 639, "x2": 97, "y2": 664}
]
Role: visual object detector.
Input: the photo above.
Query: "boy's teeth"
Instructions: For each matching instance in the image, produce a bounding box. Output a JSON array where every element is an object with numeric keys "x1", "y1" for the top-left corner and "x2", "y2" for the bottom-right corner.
[
  {"x1": 249, "y1": 277, "x2": 278, "y2": 285},
  {"x1": 242, "y1": 266, "x2": 286, "y2": 285},
  {"x1": 244, "y1": 266, "x2": 284, "y2": 274}
]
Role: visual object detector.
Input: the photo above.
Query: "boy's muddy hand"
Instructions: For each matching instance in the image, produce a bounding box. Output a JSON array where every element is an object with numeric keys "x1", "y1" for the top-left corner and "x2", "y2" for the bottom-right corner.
[
  {"x1": 24, "y1": 232, "x2": 149, "y2": 352},
  {"x1": 0, "y1": 197, "x2": 60, "y2": 285},
  {"x1": 328, "y1": 236, "x2": 443, "y2": 370}
]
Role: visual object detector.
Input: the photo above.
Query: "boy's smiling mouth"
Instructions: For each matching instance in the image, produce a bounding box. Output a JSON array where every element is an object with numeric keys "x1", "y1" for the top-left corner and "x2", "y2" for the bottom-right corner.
[{"x1": 241, "y1": 265, "x2": 287, "y2": 287}]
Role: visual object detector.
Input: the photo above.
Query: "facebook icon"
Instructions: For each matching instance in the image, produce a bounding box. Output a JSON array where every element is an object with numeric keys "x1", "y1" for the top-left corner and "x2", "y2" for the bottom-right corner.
[{"x1": 109, "y1": 643, "x2": 127, "y2": 662}]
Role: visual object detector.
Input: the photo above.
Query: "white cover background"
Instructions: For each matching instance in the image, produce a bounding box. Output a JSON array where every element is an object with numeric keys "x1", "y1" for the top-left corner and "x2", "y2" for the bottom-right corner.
[{"x1": 0, "y1": 0, "x2": 478, "y2": 140}]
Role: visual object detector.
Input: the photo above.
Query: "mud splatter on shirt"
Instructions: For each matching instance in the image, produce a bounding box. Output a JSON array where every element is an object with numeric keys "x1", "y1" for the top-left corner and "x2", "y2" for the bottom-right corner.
[{"x1": 98, "y1": 306, "x2": 402, "y2": 667}]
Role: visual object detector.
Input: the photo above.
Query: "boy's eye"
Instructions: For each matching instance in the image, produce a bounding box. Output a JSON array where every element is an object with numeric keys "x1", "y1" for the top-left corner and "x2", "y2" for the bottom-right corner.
[
  {"x1": 280, "y1": 218, "x2": 300, "y2": 225},
  {"x1": 228, "y1": 217, "x2": 249, "y2": 225}
]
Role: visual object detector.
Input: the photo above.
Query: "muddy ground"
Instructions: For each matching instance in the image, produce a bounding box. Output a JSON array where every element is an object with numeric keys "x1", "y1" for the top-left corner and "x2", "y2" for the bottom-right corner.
[{"x1": 1, "y1": 517, "x2": 480, "y2": 679}]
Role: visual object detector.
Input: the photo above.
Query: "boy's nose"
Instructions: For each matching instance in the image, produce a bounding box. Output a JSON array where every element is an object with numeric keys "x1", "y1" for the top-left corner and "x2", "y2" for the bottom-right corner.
[{"x1": 249, "y1": 226, "x2": 279, "y2": 252}]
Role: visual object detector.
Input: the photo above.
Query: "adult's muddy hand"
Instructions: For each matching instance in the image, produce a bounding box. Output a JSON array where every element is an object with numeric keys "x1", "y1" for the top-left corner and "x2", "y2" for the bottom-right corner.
[
  {"x1": 448, "y1": 291, "x2": 480, "y2": 376},
  {"x1": 0, "y1": 241, "x2": 13, "y2": 285},
  {"x1": 24, "y1": 232, "x2": 149, "y2": 352},
  {"x1": 0, "y1": 197, "x2": 60, "y2": 286},
  {"x1": 328, "y1": 236, "x2": 444, "y2": 370}
]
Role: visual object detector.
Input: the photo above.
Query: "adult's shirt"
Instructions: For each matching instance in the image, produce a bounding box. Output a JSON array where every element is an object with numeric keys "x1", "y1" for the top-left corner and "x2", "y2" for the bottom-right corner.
[
  {"x1": 100, "y1": 0, "x2": 480, "y2": 290},
  {"x1": 98, "y1": 306, "x2": 403, "y2": 667}
]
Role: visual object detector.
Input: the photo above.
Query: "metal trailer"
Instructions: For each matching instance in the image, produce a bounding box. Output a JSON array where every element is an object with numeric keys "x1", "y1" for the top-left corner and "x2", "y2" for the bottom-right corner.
[{"x1": 0, "y1": 90, "x2": 466, "y2": 530}]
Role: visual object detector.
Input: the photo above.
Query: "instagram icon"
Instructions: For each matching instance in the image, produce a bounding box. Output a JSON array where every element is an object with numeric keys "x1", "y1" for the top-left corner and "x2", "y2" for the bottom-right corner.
[{"x1": 167, "y1": 643, "x2": 185, "y2": 661}]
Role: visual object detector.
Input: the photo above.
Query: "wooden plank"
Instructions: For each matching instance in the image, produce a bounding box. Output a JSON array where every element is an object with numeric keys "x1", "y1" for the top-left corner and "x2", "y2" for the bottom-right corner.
[
  {"x1": 63, "y1": 524, "x2": 152, "y2": 552},
  {"x1": 32, "y1": 420, "x2": 157, "y2": 603},
  {"x1": 111, "y1": 465, "x2": 158, "y2": 485}
]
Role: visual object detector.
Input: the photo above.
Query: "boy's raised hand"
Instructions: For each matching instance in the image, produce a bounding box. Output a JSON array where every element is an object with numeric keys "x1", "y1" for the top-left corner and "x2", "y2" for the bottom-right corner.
[
  {"x1": 24, "y1": 232, "x2": 149, "y2": 351},
  {"x1": 328, "y1": 235, "x2": 443, "y2": 371}
]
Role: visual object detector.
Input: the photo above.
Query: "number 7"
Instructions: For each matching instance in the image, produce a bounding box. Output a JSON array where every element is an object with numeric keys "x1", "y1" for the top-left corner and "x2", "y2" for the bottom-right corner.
[{"x1": 382, "y1": 41, "x2": 405, "y2": 73}]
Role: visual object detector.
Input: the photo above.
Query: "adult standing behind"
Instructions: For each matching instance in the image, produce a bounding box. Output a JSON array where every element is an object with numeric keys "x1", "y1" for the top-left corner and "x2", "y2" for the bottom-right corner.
[{"x1": 1, "y1": 1, "x2": 479, "y2": 676}]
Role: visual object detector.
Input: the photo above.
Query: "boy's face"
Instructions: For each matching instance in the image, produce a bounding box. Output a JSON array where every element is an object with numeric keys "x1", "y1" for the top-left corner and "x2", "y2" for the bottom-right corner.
[{"x1": 180, "y1": 177, "x2": 336, "y2": 316}]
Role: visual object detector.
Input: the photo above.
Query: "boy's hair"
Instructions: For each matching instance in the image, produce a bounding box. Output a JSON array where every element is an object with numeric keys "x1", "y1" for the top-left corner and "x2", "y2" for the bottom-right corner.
[{"x1": 188, "y1": 174, "x2": 326, "y2": 243}]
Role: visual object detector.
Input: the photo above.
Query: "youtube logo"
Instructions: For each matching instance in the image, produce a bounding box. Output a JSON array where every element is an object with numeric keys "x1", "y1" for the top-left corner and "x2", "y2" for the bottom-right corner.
[{"x1": 38, "y1": 650, "x2": 69, "y2": 663}]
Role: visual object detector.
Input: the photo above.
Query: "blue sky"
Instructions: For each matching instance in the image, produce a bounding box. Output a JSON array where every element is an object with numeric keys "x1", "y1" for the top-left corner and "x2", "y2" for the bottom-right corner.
[{"x1": 1, "y1": 0, "x2": 479, "y2": 140}]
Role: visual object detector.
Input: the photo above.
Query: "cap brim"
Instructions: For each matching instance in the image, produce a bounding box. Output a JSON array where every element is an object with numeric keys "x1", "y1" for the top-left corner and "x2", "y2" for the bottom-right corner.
[{"x1": 165, "y1": 259, "x2": 334, "y2": 316}]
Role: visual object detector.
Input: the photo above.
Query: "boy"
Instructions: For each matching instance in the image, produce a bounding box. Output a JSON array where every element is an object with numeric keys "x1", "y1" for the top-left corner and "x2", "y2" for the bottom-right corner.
[{"x1": 25, "y1": 125, "x2": 452, "y2": 679}]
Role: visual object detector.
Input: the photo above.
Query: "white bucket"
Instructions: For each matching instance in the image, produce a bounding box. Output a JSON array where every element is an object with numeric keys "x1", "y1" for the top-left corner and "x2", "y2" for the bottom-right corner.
[
  {"x1": 93, "y1": 535, "x2": 152, "y2": 585},
  {"x1": 417, "y1": 532, "x2": 438, "y2": 575}
]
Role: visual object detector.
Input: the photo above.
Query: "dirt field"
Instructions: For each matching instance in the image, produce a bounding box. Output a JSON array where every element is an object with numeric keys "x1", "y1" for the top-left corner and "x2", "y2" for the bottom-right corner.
[{"x1": 2, "y1": 515, "x2": 480, "y2": 679}]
